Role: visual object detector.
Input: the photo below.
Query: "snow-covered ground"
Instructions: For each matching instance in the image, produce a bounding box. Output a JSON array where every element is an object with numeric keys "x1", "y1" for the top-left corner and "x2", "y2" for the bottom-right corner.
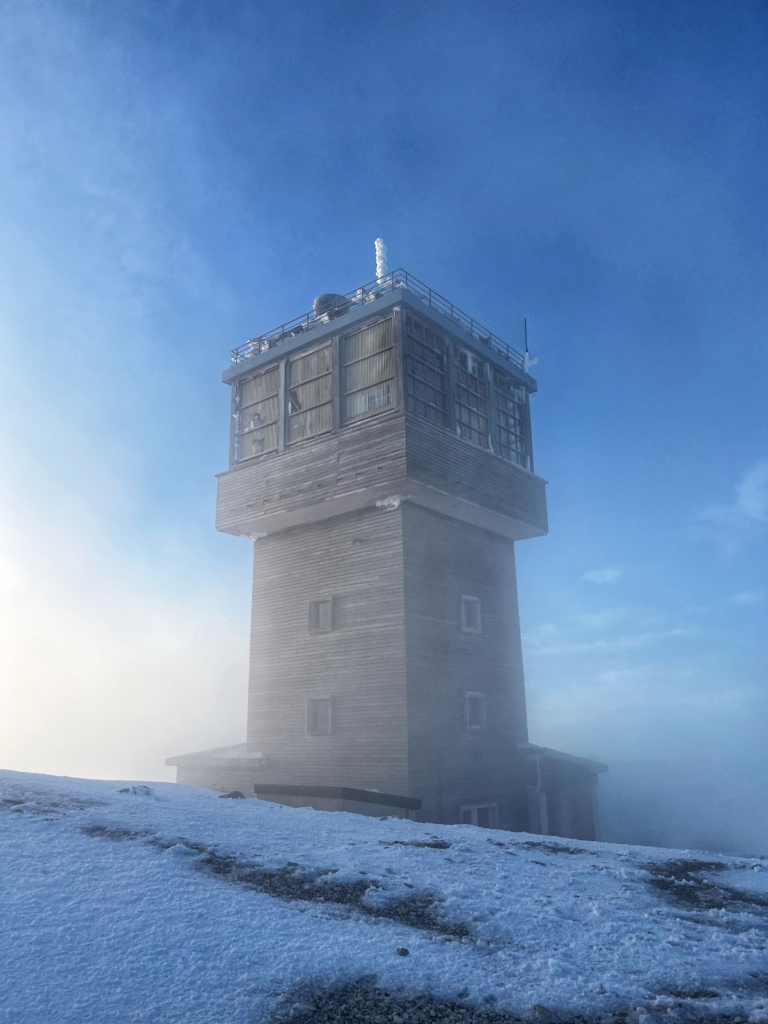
[{"x1": 1, "y1": 771, "x2": 766, "y2": 1024}]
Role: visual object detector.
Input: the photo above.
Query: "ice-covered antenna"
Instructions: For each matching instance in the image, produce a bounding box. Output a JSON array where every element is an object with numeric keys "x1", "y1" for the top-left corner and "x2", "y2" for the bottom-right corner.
[
  {"x1": 522, "y1": 317, "x2": 539, "y2": 374},
  {"x1": 375, "y1": 237, "x2": 388, "y2": 281}
]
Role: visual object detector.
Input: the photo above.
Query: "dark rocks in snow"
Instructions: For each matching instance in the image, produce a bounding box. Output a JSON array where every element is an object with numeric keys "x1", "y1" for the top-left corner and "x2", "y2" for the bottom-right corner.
[
  {"x1": 272, "y1": 984, "x2": 531, "y2": 1024},
  {"x1": 272, "y1": 982, "x2": 760, "y2": 1024},
  {"x1": 520, "y1": 840, "x2": 588, "y2": 856},
  {"x1": 645, "y1": 858, "x2": 768, "y2": 913},
  {"x1": 219, "y1": 790, "x2": 246, "y2": 799},
  {"x1": 195, "y1": 849, "x2": 470, "y2": 938},
  {"x1": 81, "y1": 822, "x2": 470, "y2": 939},
  {"x1": 83, "y1": 824, "x2": 151, "y2": 842},
  {"x1": 117, "y1": 785, "x2": 153, "y2": 796},
  {"x1": 382, "y1": 838, "x2": 452, "y2": 850}
]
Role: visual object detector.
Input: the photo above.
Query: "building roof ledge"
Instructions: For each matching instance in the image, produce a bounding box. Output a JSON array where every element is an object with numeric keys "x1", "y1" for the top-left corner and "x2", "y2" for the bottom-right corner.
[
  {"x1": 253, "y1": 783, "x2": 421, "y2": 810},
  {"x1": 517, "y1": 743, "x2": 608, "y2": 773},
  {"x1": 165, "y1": 743, "x2": 264, "y2": 766}
]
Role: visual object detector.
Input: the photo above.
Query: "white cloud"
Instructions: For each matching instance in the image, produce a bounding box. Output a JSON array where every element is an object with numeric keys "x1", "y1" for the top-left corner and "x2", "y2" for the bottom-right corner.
[
  {"x1": 729, "y1": 590, "x2": 765, "y2": 606},
  {"x1": 595, "y1": 664, "x2": 694, "y2": 686},
  {"x1": 524, "y1": 624, "x2": 691, "y2": 658},
  {"x1": 736, "y1": 461, "x2": 768, "y2": 521},
  {"x1": 698, "y1": 460, "x2": 768, "y2": 547},
  {"x1": 574, "y1": 608, "x2": 627, "y2": 630},
  {"x1": 583, "y1": 566, "x2": 624, "y2": 584}
]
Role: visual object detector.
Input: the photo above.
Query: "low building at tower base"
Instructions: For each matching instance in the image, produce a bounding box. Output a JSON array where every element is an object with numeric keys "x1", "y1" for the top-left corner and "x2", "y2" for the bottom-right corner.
[{"x1": 166, "y1": 741, "x2": 605, "y2": 841}]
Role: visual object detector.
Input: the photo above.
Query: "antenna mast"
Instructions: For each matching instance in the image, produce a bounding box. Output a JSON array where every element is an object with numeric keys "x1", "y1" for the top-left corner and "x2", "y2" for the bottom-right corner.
[
  {"x1": 375, "y1": 237, "x2": 388, "y2": 282},
  {"x1": 522, "y1": 318, "x2": 538, "y2": 374}
]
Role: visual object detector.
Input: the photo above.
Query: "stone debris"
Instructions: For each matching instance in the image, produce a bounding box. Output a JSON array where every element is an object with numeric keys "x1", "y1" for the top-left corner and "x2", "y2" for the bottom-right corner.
[
  {"x1": 272, "y1": 985, "x2": 531, "y2": 1024},
  {"x1": 272, "y1": 984, "x2": 758, "y2": 1024},
  {"x1": 644, "y1": 858, "x2": 768, "y2": 913}
]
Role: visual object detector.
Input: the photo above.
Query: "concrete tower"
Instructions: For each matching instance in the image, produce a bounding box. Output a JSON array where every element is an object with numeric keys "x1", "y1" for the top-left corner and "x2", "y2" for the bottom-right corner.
[{"x1": 168, "y1": 268, "x2": 604, "y2": 839}]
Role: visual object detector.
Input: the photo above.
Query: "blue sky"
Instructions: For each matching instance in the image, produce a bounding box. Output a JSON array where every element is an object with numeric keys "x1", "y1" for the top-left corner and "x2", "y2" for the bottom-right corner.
[{"x1": 1, "y1": 0, "x2": 765, "y2": 853}]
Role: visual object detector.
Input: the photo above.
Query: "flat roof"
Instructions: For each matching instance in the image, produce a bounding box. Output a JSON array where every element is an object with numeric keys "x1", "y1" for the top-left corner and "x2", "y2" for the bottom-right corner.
[{"x1": 223, "y1": 269, "x2": 537, "y2": 391}]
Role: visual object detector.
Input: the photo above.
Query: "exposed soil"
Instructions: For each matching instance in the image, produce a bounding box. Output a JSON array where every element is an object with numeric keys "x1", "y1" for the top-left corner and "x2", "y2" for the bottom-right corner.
[
  {"x1": 268, "y1": 980, "x2": 763, "y2": 1024},
  {"x1": 519, "y1": 841, "x2": 589, "y2": 856},
  {"x1": 82, "y1": 825, "x2": 470, "y2": 938},
  {"x1": 644, "y1": 858, "x2": 768, "y2": 914}
]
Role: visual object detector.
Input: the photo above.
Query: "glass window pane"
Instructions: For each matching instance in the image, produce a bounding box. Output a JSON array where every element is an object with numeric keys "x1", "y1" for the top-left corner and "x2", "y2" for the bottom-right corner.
[
  {"x1": 309, "y1": 599, "x2": 333, "y2": 633},
  {"x1": 404, "y1": 313, "x2": 448, "y2": 426},
  {"x1": 290, "y1": 403, "x2": 334, "y2": 442},
  {"x1": 287, "y1": 343, "x2": 333, "y2": 444},
  {"x1": 343, "y1": 317, "x2": 395, "y2": 423},
  {"x1": 307, "y1": 697, "x2": 333, "y2": 735},
  {"x1": 240, "y1": 368, "x2": 279, "y2": 407},
  {"x1": 345, "y1": 381, "x2": 392, "y2": 422},
  {"x1": 346, "y1": 318, "x2": 392, "y2": 362},
  {"x1": 461, "y1": 596, "x2": 481, "y2": 632},
  {"x1": 236, "y1": 367, "x2": 279, "y2": 461},
  {"x1": 344, "y1": 349, "x2": 395, "y2": 393},
  {"x1": 455, "y1": 349, "x2": 490, "y2": 448},
  {"x1": 493, "y1": 370, "x2": 530, "y2": 468},
  {"x1": 465, "y1": 692, "x2": 486, "y2": 731}
]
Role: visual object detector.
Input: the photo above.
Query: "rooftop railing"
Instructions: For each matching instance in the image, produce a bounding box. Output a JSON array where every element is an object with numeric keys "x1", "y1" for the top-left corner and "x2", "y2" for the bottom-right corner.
[{"x1": 230, "y1": 269, "x2": 526, "y2": 369}]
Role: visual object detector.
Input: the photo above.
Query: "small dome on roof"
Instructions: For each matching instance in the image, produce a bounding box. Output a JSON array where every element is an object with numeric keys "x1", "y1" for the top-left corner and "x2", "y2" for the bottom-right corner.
[{"x1": 313, "y1": 293, "x2": 352, "y2": 320}]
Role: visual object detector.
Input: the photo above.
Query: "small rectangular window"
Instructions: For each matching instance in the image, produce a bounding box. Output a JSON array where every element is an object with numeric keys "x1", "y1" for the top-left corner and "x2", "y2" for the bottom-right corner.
[
  {"x1": 308, "y1": 599, "x2": 333, "y2": 633},
  {"x1": 465, "y1": 692, "x2": 486, "y2": 731},
  {"x1": 306, "y1": 698, "x2": 333, "y2": 736},
  {"x1": 461, "y1": 595, "x2": 481, "y2": 633},
  {"x1": 460, "y1": 803, "x2": 498, "y2": 828}
]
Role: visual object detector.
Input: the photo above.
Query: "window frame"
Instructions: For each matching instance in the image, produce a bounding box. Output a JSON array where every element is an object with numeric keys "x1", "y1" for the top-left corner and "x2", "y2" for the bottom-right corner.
[
  {"x1": 342, "y1": 316, "x2": 397, "y2": 425},
  {"x1": 234, "y1": 365, "x2": 281, "y2": 463},
  {"x1": 464, "y1": 691, "x2": 486, "y2": 732},
  {"x1": 285, "y1": 341, "x2": 334, "y2": 446},
  {"x1": 306, "y1": 697, "x2": 334, "y2": 736},
  {"x1": 493, "y1": 369, "x2": 531, "y2": 469},
  {"x1": 401, "y1": 319, "x2": 535, "y2": 471},
  {"x1": 461, "y1": 595, "x2": 482, "y2": 633},
  {"x1": 308, "y1": 599, "x2": 333, "y2": 634},
  {"x1": 403, "y1": 313, "x2": 449, "y2": 427},
  {"x1": 454, "y1": 347, "x2": 491, "y2": 450}
]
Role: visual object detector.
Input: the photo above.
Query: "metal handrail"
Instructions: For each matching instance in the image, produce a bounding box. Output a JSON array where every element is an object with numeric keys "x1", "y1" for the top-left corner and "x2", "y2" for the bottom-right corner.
[{"x1": 230, "y1": 269, "x2": 525, "y2": 368}]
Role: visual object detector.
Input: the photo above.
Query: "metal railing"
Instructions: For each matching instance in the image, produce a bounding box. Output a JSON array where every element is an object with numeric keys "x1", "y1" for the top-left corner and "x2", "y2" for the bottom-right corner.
[{"x1": 230, "y1": 269, "x2": 526, "y2": 369}]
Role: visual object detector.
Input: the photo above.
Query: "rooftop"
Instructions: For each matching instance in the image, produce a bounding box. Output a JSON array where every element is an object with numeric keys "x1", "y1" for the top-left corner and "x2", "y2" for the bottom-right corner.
[{"x1": 230, "y1": 268, "x2": 527, "y2": 371}]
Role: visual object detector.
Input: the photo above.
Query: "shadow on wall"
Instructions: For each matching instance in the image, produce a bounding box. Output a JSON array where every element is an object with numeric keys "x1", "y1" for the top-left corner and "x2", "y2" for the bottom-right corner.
[{"x1": 599, "y1": 758, "x2": 768, "y2": 857}]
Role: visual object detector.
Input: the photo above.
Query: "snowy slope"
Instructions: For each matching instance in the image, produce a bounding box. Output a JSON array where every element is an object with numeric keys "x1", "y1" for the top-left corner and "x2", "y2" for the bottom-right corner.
[{"x1": 1, "y1": 771, "x2": 766, "y2": 1024}]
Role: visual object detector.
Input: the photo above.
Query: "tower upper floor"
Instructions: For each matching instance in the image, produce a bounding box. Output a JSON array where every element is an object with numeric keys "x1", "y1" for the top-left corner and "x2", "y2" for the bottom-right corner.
[{"x1": 216, "y1": 270, "x2": 548, "y2": 541}]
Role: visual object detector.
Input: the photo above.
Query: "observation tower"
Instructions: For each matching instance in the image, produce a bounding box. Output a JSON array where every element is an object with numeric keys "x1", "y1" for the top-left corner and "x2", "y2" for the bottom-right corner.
[{"x1": 168, "y1": 260, "x2": 604, "y2": 839}]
